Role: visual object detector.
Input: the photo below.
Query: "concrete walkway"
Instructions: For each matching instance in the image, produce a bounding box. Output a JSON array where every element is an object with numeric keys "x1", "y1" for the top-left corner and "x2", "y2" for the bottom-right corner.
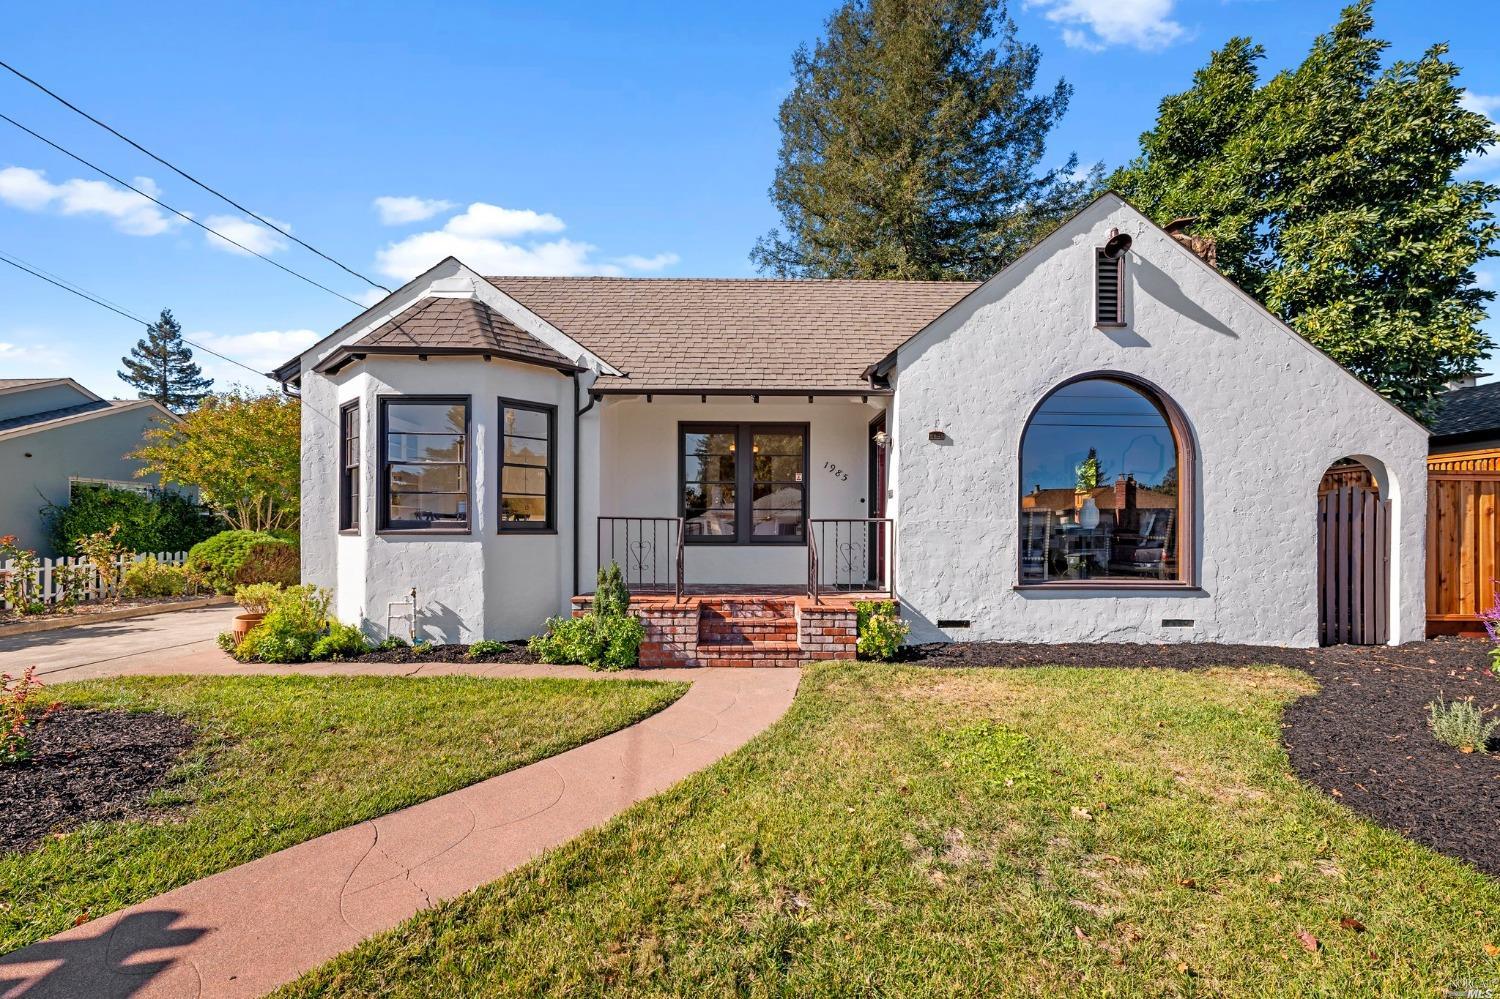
[{"x1": 0, "y1": 613, "x2": 801, "y2": 998}]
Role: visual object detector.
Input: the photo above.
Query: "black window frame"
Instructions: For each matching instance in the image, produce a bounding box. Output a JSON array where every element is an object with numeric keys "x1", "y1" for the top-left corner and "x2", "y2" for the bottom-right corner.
[
  {"x1": 498, "y1": 397, "x2": 557, "y2": 534},
  {"x1": 377, "y1": 394, "x2": 472, "y2": 535},
  {"x1": 338, "y1": 400, "x2": 361, "y2": 533},
  {"x1": 678, "y1": 422, "x2": 809, "y2": 546}
]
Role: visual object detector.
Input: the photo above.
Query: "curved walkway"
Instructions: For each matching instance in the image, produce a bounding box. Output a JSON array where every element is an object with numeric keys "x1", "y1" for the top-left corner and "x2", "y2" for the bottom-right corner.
[{"x1": 0, "y1": 616, "x2": 800, "y2": 998}]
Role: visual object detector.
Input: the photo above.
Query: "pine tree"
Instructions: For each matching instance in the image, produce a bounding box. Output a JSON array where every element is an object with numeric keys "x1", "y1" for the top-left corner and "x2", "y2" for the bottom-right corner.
[
  {"x1": 118, "y1": 309, "x2": 214, "y2": 412},
  {"x1": 752, "y1": 0, "x2": 1099, "y2": 280},
  {"x1": 1113, "y1": 1, "x2": 1499, "y2": 418}
]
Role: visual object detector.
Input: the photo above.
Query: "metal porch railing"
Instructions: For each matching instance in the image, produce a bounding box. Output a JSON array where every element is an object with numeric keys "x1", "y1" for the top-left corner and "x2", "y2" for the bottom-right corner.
[{"x1": 597, "y1": 516, "x2": 684, "y2": 601}]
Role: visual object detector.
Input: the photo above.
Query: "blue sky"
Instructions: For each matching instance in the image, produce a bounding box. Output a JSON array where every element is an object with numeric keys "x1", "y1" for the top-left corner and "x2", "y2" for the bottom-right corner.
[{"x1": 2, "y1": 0, "x2": 1498, "y2": 396}]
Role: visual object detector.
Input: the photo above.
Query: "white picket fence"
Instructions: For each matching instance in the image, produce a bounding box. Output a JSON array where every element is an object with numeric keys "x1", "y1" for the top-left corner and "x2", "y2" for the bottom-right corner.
[{"x1": 0, "y1": 551, "x2": 189, "y2": 611}]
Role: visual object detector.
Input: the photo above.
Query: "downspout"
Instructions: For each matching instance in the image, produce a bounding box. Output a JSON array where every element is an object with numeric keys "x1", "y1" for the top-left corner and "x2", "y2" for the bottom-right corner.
[{"x1": 573, "y1": 373, "x2": 598, "y2": 596}]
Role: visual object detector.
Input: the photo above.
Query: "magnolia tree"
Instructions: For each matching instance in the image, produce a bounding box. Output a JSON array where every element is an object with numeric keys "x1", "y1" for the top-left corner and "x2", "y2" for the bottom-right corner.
[{"x1": 132, "y1": 391, "x2": 300, "y2": 533}]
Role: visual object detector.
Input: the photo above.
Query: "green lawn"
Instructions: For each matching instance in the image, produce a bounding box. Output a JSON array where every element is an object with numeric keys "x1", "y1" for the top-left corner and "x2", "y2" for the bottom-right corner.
[
  {"x1": 1, "y1": 674, "x2": 686, "y2": 952},
  {"x1": 282, "y1": 663, "x2": 1500, "y2": 998}
]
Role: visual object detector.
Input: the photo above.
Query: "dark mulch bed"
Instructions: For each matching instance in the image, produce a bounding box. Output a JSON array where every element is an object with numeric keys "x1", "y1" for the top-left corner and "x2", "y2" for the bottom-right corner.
[
  {"x1": 911, "y1": 638, "x2": 1500, "y2": 876},
  {"x1": 1, "y1": 708, "x2": 197, "y2": 853},
  {"x1": 352, "y1": 641, "x2": 539, "y2": 665}
]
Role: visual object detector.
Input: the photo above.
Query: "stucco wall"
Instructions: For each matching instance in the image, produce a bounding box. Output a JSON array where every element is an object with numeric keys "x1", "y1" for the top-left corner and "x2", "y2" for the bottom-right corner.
[
  {"x1": 0, "y1": 408, "x2": 171, "y2": 554},
  {"x1": 891, "y1": 195, "x2": 1429, "y2": 647},
  {"x1": 594, "y1": 396, "x2": 882, "y2": 587},
  {"x1": 302, "y1": 355, "x2": 577, "y2": 642}
]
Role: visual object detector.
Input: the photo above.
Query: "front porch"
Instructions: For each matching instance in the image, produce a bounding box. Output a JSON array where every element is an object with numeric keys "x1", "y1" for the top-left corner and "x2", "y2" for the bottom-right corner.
[{"x1": 571, "y1": 591, "x2": 864, "y2": 667}]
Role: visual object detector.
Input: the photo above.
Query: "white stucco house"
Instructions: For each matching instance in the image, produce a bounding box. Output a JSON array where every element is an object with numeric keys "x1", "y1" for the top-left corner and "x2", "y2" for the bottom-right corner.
[{"x1": 276, "y1": 194, "x2": 1427, "y2": 663}]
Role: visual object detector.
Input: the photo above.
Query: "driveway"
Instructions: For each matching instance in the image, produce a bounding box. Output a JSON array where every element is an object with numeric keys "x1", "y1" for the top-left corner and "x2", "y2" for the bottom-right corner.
[{"x1": 0, "y1": 606, "x2": 239, "y2": 680}]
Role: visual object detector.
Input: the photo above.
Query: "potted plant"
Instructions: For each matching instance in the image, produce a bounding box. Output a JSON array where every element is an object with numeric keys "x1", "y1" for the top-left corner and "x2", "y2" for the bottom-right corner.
[
  {"x1": 232, "y1": 582, "x2": 281, "y2": 642},
  {"x1": 1075, "y1": 448, "x2": 1102, "y2": 530}
]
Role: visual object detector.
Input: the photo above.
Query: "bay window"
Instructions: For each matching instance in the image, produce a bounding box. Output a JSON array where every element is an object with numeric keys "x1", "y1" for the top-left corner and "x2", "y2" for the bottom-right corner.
[
  {"x1": 499, "y1": 399, "x2": 555, "y2": 531},
  {"x1": 379, "y1": 397, "x2": 470, "y2": 532}
]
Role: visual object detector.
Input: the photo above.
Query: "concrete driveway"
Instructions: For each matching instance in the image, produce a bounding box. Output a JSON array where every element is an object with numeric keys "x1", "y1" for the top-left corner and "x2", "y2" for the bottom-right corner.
[{"x1": 0, "y1": 605, "x2": 240, "y2": 680}]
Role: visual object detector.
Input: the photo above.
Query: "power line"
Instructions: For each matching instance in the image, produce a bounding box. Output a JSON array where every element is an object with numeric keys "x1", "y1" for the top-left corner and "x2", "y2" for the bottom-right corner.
[
  {"x1": 0, "y1": 57, "x2": 391, "y2": 294},
  {"x1": 0, "y1": 111, "x2": 368, "y2": 309},
  {"x1": 0, "y1": 250, "x2": 276, "y2": 382}
]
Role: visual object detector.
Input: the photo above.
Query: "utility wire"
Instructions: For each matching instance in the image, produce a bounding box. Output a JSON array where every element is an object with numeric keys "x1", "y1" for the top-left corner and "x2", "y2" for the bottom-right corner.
[
  {"x1": 0, "y1": 111, "x2": 368, "y2": 309},
  {"x1": 0, "y1": 57, "x2": 392, "y2": 294},
  {"x1": 0, "y1": 250, "x2": 276, "y2": 382}
]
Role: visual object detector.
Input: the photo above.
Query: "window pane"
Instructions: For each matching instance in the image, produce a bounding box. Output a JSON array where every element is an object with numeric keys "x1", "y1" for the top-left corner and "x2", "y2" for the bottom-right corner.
[
  {"x1": 752, "y1": 432, "x2": 804, "y2": 456},
  {"x1": 389, "y1": 493, "x2": 467, "y2": 525},
  {"x1": 387, "y1": 433, "x2": 466, "y2": 463},
  {"x1": 753, "y1": 454, "x2": 803, "y2": 482},
  {"x1": 684, "y1": 431, "x2": 735, "y2": 457},
  {"x1": 388, "y1": 402, "x2": 465, "y2": 435},
  {"x1": 503, "y1": 406, "x2": 549, "y2": 439},
  {"x1": 751, "y1": 509, "x2": 804, "y2": 537},
  {"x1": 501, "y1": 495, "x2": 547, "y2": 522},
  {"x1": 685, "y1": 509, "x2": 736, "y2": 536},
  {"x1": 752, "y1": 481, "x2": 804, "y2": 505},
  {"x1": 502, "y1": 466, "x2": 547, "y2": 495},
  {"x1": 1019, "y1": 378, "x2": 1177, "y2": 583},
  {"x1": 390, "y1": 463, "x2": 467, "y2": 494},
  {"x1": 685, "y1": 452, "x2": 735, "y2": 482},
  {"x1": 684, "y1": 482, "x2": 735, "y2": 509},
  {"x1": 505, "y1": 437, "x2": 549, "y2": 466}
]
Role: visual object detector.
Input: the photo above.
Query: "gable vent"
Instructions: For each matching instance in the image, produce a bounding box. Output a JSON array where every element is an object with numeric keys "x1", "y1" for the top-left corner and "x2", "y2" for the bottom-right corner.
[{"x1": 1095, "y1": 247, "x2": 1124, "y2": 326}]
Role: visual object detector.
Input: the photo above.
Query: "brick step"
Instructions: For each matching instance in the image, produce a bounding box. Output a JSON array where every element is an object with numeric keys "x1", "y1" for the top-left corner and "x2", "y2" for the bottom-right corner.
[
  {"x1": 698, "y1": 599, "x2": 796, "y2": 620},
  {"x1": 697, "y1": 639, "x2": 800, "y2": 652},
  {"x1": 698, "y1": 616, "x2": 798, "y2": 643},
  {"x1": 695, "y1": 644, "x2": 809, "y2": 668}
]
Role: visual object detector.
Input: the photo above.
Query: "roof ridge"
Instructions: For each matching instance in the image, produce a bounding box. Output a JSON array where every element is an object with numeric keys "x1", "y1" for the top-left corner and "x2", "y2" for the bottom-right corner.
[{"x1": 486, "y1": 275, "x2": 980, "y2": 286}]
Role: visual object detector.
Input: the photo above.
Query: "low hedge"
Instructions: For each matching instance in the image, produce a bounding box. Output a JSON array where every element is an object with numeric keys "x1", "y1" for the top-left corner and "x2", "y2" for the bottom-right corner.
[{"x1": 186, "y1": 530, "x2": 299, "y2": 594}]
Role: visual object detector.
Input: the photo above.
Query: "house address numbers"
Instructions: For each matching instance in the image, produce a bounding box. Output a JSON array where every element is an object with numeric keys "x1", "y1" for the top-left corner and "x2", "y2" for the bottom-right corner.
[{"x1": 823, "y1": 460, "x2": 849, "y2": 481}]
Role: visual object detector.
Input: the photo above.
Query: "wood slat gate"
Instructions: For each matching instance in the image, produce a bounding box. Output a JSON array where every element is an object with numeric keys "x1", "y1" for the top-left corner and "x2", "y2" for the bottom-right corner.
[{"x1": 1317, "y1": 483, "x2": 1390, "y2": 645}]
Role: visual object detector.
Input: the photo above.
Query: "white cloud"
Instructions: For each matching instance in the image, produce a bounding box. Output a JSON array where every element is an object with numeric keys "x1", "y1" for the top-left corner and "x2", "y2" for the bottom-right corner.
[
  {"x1": 612, "y1": 252, "x2": 680, "y2": 272},
  {"x1": 1024, "y1": 0, "x2": 1186, "y2": 52},
  {"x1": 442, "y1": 203, "x2": 566, "y2": 239},
  {"x1": 374, "y1": 202, "x2": 675, "y2": 281},
  {"x1": 0, "y1": 166, "x2": 180, "y2": 236},
  {"x1": 0, "y1": 338, "x2": 69, "y2": 375},
  {"x1": 190, "y1": 328, "x2": 320, "y2": 384},
  {"x1": 373, "y1": 195, "x2": 455, "y2": 225},
  {"x1": 1459, "y1": 91, "x2": 1500, "y2": 178},
  {"x1": 203, "y1": 214, "x2": 290, "y2": 256}
]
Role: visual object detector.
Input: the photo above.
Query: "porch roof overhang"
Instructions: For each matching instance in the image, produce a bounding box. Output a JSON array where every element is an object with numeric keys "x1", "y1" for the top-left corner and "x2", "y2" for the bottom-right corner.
[
  {"x1": 312, "y1": 344, "x2": 586, "y2": 377},
  {"x1": 588, "y1": 385, "x2": 893, "y2": 400}
]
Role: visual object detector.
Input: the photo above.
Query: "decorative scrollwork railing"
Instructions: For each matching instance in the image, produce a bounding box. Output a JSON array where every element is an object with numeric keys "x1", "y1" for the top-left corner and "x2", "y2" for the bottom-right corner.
[
  {"x1": 597, "y1": 517, "x2": 684, "y2": 601},
  {"x1": 807, "y1": 518, "x2": 894, "y2": 603}
]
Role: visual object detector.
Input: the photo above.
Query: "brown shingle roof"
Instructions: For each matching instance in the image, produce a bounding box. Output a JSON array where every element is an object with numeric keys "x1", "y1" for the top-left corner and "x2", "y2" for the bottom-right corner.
[
  {"x1": 486, "y1": 276, "x2": 978, "y2": 392},
  {"x1": 318, "y1": 297, "x2": 579, "y2": 374}
]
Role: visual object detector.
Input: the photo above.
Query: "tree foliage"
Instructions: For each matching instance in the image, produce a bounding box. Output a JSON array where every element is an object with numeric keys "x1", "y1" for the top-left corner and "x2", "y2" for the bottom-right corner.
[
  {"x1": 131, "y1": 391, "x2": 300, "y2": 533},
  {"x1": 753, "y1": 0, "x2": 1099, "y2": 280},
  {"x1": 1112, "y1": 1, "x2": 1500, "y2": 418},
  {"x1": 118, "y1": 309, "x2": 214, "y2": 413}
]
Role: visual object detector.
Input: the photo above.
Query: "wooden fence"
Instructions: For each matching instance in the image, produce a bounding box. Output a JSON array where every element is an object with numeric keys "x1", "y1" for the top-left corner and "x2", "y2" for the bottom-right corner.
[
  {"x1": 1318, "y1": 482, "x2": 1390, "y2": 645},
  {"x1": 1427, "y1": 448, "x2": 1500, "y2": 635},
  {"x1": 0, "y1": 551, "x2": 189, "y2": 611}
]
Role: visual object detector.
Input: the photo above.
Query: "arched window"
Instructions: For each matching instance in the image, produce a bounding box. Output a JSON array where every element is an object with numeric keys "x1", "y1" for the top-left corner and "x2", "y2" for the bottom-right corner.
[{"x1": 1019, "y1": 376, "x2": 1190, "y2": 585}]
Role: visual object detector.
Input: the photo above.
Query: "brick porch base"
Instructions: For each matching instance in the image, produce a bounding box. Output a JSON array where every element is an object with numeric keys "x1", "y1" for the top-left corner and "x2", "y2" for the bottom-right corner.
[{"x1": 570, "y1": 593, "x2": 859, "y2": 667}]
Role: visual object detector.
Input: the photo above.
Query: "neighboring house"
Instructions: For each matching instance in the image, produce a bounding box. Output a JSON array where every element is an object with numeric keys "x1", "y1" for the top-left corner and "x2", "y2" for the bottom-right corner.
[
  {"x1": 0, "y1": 378, "x2": 176, "y2": 554},
  {"x1": 276, "y1": 194, "x2": 1428, "y2": 658}
]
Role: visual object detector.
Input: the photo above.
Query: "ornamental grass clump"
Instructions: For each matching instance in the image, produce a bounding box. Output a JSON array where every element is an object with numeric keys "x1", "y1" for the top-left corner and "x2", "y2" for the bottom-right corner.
[
  {"x1": 1427, "y1": 696, "x2": 1499, "y2": 754},
  {"x1": 2, "y1": 666, "x2": 59, "y2": 764}
]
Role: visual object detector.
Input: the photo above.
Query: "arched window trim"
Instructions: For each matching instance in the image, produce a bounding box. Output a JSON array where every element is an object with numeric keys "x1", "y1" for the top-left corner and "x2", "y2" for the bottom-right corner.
[{"x1": 1015, "y1": 371, "x2": 1199, "y2": 590}]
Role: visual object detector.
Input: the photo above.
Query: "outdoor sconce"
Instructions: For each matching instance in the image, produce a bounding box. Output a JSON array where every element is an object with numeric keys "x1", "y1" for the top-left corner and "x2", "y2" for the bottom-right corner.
[
  {"x1": 927, "y1": 429, "x2": 947, "y2": 442},
  {"x1": 872, "y1": 430, "x2": 890, "y2": 449}
]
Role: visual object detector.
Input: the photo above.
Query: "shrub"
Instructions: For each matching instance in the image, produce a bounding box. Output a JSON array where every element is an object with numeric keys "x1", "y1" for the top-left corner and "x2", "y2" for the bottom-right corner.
[
  {"x1": 43, "y1": 484, "x2": 219, "y2": 556},
  {"x1": 376, "y1": 635, "x2": 410, "y2": 652},
  {"x1": 232, "y1": 541, "x2": 299, "y2": 588},
  {"x1": 311, "y1": 622, "x2": 371, "y2": 661},
  {"x1": 0, "y1": 535, "x2": 44, "y2": 616},
  {"x1": 594, "y1": 562, "x2": 631, "y2": 617},
  {"x1": 2, "y1": 666, "x2": 60, "y2": 764},
  {"x1": 466, "y1": 640, "x2": 507, "y2": 659},
  {"x1": 233, "y1": 582, "x2": 283, "y2": 614},
  {"x1": 121, "y1": 556, "x2": 190, "y2": 598},
  {"x1": 1489, "y1": 646, "x2": 1500, "y2": 679},
  {"x1": 529, "y1": 613, "x2": 645, "y2": 671},
  {"x1": 855, "y1": 600, "x2": 909, "y2": 661},
  {"x1": 187, "y1": 530, "x2": 297, "y2": 594},
  {"x1": 75, "y1": 525, "x2": 131, "y2": 600},
  {"x1": 1427, "y1": 697, "x2": 1499, "y2": 753},
  {"x1": 233, "y1": 585, "x2": 331, "y2": 663}
]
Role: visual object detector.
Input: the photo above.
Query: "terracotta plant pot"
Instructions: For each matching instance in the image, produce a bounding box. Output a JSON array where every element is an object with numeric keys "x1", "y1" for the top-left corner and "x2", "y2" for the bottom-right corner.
[{"x1": 232, "y1": 612, "x2": 266, "y2": 643}]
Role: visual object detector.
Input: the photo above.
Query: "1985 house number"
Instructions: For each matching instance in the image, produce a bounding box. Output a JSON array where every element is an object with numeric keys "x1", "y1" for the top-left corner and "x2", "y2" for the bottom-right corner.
[{"x1": 823, "y1": 461, "x2": 849, "y2": 481}]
